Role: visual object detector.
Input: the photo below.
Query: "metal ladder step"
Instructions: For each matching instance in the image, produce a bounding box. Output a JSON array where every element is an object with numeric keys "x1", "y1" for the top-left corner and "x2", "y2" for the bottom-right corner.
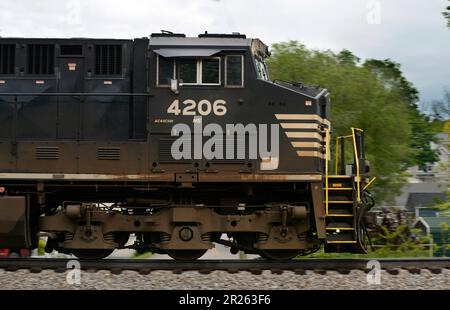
[
  {"x1": 326, "y1": 214, "x2": 354, "y2": 217},
  {"x1": 326, "y1": 227, "x2": 355, "y2": 231}
]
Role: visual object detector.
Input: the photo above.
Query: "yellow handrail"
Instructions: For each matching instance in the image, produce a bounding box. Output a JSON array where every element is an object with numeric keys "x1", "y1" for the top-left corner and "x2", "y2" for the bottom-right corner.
[
  {"x1": 334, "y1": 137, "x2": 339, "y2": 175},
  {"x1": 334, "y1": 135, "x2": 352, "y2": 175},
  {"x1": 328, "y1": 128, "x2": 366, "y2": 214},
  {"x1": 363, "y1": 177, "x2": 376, "y2": 190},
  {"x1": 351, "y1": 128, "x2": 361, "y2": 203},
  {"x1": 325, "y1": 128, "x2": 330, "y2": 215}
]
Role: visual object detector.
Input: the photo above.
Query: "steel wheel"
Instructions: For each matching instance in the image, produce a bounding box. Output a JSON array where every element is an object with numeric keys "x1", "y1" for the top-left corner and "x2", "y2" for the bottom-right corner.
[
  {"x1": 71, "y1": 249, "x2": 114, "y2": 260},
  {"x1": 259, "y1": 250, "x2": 299, "y2": 260},
  {"x1": 166, "y1": 250, "x2": 207, "y2": 260}
]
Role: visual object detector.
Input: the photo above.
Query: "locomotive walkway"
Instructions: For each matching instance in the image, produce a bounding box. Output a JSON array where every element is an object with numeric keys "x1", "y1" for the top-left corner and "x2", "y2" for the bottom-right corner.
[{"x1": 0, "y1": 258, "x2": 448, "y2": 275}]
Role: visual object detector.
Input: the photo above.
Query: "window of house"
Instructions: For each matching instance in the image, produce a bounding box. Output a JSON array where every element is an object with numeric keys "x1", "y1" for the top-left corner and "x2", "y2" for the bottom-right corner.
[
  {"x1": 157, "y1": 56, "x2": 175, "y2": 86},
  {"x1": 225, "y1": 55, "x2": 244, "y2": 87},
  {"x1": 0, "y1": 44, "x2": 15, "y2": 75},
  {"x1": 27, "y1": 44, "x2": 55, "y2": 75}
]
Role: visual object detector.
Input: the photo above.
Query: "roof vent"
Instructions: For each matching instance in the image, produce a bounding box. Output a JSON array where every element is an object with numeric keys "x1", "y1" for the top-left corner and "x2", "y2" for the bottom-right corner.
[
  {"x1": 198, "y1": 31, "x2": 246, "y2": 39},
  {"x1": 151, "y1": 30, "x2": 186, "y2": 38}
]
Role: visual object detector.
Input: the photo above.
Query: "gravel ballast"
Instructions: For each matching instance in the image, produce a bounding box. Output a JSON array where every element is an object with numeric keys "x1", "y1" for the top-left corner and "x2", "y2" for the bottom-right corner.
[{"x1": 0, "y1": 269, "x2": 449, "y2": 290}]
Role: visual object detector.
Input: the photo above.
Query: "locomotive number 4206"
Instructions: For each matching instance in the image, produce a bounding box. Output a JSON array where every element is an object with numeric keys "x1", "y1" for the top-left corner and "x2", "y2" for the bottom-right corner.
[{"x1": 167, "y1": 99, "x2": 227, "y2": 116}]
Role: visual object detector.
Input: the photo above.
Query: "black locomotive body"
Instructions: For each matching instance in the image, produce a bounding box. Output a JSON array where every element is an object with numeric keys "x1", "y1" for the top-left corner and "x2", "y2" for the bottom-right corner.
[{"x1": 0, "y1": 33, "x2": 373, "y2": 260}]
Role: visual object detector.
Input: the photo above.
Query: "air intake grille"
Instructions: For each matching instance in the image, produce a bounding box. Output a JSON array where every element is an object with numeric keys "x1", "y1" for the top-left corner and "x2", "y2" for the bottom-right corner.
[
  {"x1": 0, "y1": 44, "x2": 15, "y2": 75},
  {"x1": 27, "y1": 44, "x2": 55, "y2": 75},
  {"x1": 95, "y1": 45, "x2": 122, "y2": 75},
  {"x1": 159, "y1": 138, "x2": 190, "y2": 163},
  {"x1": 60, "y1": 45, "x2": 83, "y2": 56},
  {"x1": 35, "y1": 146, "x2": 59, "y2": 160},
  {"x1": 97, "y1": 147, "x2": 121, "y2": 160}
]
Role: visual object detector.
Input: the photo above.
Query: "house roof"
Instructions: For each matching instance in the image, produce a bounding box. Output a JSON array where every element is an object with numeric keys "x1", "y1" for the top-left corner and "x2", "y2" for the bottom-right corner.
[
  {"x1": 390, "y1": 182, "x2": 447, "y2": 208},
  {"x1": 420, "y1": 216, "x2": 450, "y2": 230},
  {"x1": 406, "y1": 192, "x2": 447, "y2": 210}
]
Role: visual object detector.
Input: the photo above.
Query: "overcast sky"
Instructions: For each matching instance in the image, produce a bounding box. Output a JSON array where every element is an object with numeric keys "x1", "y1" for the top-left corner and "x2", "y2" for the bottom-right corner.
[{"x1": 0, "y1": 0, "x2": 448, "y2": 105}]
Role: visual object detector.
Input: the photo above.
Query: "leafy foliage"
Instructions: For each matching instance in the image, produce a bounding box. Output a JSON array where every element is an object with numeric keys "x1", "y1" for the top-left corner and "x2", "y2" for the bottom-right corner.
[
  {"x1": 444, "y1": 0, "x2": 450, "y2": 28},
  {"x1": 267, "y1": 42, "x2": 431, "y2": 201},
  {"x1": 363, "y1": 59, "x2": 440, "y2": 171},
  {"x1": 431, "y1": 90, "x2": 450, "y2": 121},
  {"x1": 38, "y1": 239, "x2": 46, "y2": 256},
  {"x1": 370, "y1": 225, "x2": 432, "y2": 257},
  {"x1": 302, "y1": 224, "x2": 432, "y2": 259},
  {"x1": 133, "y1": 250, "x2": 154, "y2": 259}
]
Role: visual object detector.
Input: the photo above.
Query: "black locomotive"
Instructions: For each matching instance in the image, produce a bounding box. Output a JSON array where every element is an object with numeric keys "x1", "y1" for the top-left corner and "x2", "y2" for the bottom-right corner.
[{"x1": 0, "y1": 32, "x2": 374, "y2": 260}]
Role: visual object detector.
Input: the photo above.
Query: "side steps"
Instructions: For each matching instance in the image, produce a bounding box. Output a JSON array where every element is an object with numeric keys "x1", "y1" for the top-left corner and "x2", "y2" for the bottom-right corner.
[{"x1": 325, "y1": 176, "x2": 357, "y2": 248}]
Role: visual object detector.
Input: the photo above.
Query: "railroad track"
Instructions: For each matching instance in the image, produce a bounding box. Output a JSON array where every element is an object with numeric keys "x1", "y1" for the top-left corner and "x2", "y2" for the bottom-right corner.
[{"x1": 0, "y1": 258, "x2": 449, "y2": 275}]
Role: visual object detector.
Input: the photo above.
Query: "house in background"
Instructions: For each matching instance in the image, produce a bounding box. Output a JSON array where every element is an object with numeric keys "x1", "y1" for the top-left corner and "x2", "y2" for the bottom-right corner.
[
  {"x1": 413, "y1": 216, "x2": 450, "y2": 257},
  {"x1": 406, "y1": 192, "x2": 448, "y2": 216},
  {"x1": 385, "y1": 128, "x2": 448, "y2": 211}
]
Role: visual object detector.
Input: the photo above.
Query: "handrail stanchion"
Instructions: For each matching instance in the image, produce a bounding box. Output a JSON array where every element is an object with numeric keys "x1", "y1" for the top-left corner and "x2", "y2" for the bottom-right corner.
[
  {"x1": 325, "y1": 128, "x2": 330, "y2": 215},
  {"x1": 351, "y1": 128, "x2": 361, "y2": 204},
  {"x1": 334, "y1": 137, "x2": 339, "y2": 175}
]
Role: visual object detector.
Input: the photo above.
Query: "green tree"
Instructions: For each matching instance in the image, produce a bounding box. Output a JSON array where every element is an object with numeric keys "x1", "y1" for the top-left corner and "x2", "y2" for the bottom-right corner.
[
  {"x1": 431, "y1": 90, "x2": 450, "y2": 120},
  {"x1": 336, "y1": 49, "x2": 360, "y2": 66},
  {"x1": 363, "y1": 59, "x2": 440, "y2": 171},
  {"x1": 444, "y1": 0, "x2": 450, "y2": 28},
  {"x1": 267, "y1": 42, "x2": 414, "y2": 201}
]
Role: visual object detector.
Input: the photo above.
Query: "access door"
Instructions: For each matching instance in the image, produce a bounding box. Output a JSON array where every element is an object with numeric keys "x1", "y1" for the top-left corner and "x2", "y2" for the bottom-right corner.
[{"x1": 57, "y1": 56, "x2": 84, "y2": 139}]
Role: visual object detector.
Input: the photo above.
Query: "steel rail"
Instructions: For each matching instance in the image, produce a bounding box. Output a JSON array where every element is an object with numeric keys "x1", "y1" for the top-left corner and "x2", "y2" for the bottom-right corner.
[{"x1": 0, "y1": 258, "x2": 448, "y2": 274}]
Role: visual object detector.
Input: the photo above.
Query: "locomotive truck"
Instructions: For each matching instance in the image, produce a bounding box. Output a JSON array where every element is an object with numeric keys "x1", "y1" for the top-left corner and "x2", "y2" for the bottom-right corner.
[{"x1": 0, "y1": 32, "x2": 374, "y2": 260}]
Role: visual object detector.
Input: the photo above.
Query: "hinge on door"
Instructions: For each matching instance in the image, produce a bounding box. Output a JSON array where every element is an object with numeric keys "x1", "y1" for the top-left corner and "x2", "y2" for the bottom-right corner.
[{"x1": 10, "y1": 141, "x2": 17, "y2": 157}]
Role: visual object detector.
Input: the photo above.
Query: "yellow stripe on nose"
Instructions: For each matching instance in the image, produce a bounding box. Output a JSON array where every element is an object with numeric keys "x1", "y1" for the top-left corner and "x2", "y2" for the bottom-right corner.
[
  {"x1": 280, "y1": 123, "x2": 319, "y2": 129},
  {"x1": 275, "y1": 114, "x2": 331, "y2": 126},
  {"x1": 291, "y1": 141, "x2": 322, "y2": 148},
  {"x1": 285, "y1": 132, "x2": 323, "y2": 139},
  {"x1": 296, "y1": 151, "x2": 324, "y2": 158}
]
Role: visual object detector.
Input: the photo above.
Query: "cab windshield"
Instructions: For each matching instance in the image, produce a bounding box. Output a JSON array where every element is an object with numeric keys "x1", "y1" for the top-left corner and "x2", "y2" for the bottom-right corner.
[{"x1": 255, "y1": 58, "x2": 269, "y2": 81}]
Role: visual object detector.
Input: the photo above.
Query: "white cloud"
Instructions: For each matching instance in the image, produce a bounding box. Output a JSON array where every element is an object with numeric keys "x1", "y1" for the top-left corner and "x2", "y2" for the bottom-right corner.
[{"x1": 0, "y1": 0, "x2": 448, "y2": 102}]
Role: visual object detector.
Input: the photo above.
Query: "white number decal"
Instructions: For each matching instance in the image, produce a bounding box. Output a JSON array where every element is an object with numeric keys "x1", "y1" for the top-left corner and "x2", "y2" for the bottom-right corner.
[
  {"x1": 198, "y1": 99, "x2": 212, "y2": 116},
  {"x1": 183, "y1": 99, "x2": 196, "y2": 116},
  {"x1": 167, "y1": 99, "x2": 227, "y2": 116},
  {"x1": 213, "y1": 99, "x2": 227, "y2": 116},
  {"x1": 167, "y1": 99, "x2": 181, "y2": 116}
]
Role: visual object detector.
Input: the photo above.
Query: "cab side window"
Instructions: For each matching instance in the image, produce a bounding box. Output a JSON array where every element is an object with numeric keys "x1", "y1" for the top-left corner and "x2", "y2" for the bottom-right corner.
[
  {"x1": 255, "y1": 58, "x2": 269, "y2": 81},
  {"x1": 178, "y1": 59, "x2": 197, "y2": 84},
  {"x1": 157, "y1": 55, "x2": 239, "y2": 87},
  {"x1": 201, "y1": 58, "x2": 220, "y2": 84},
  {"x1": 157, "y1": 56, "x2": 175, "y2": 86},
  {"x1": 177, "y1": 58, "x2": 221, "y2": 86},
  {"x1": 225, "y1": 55, "x2": 244, "y2": 87}
]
